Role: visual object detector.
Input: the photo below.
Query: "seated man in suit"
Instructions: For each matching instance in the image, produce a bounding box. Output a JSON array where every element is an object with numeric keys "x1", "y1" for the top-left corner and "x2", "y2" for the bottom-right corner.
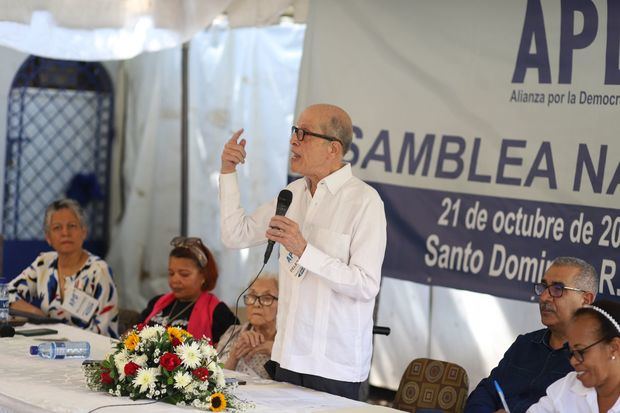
[{"x1": 465, "y1": 257, "x2": 598, "y2": 413}]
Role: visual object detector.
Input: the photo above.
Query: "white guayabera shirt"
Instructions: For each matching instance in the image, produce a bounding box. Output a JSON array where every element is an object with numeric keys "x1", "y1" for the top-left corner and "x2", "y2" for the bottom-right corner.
[{"x1": 220, "y1": 163, "x2": 387, "y2": 382}]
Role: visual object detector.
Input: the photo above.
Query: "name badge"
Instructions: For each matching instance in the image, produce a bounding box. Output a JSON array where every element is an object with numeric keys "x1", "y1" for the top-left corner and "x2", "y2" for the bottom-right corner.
[
  {"x1": 286, "y1": 251, "x2": 306, "y2": 278},
  {"x1": 62, "y1": 286, "x2": 98, "y2": 322}
]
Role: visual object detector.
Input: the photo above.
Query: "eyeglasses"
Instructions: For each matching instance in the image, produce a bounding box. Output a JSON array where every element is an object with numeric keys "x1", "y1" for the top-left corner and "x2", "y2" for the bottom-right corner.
[
  {"x1": 170, "y1": 236, "x2": 209, "y2": 268},
  {"x1": 568, "y1": 336, "x2": 608, "y2": 363},
  {"x1": 291, "y1": 126, "x2": 342, "y2": 145},
  {"x1": 243, "y1": 294, "x2": 278, "y2": 307},
  {"x1": 533, "y1": 282, "x2": 587, "y2": 298}
]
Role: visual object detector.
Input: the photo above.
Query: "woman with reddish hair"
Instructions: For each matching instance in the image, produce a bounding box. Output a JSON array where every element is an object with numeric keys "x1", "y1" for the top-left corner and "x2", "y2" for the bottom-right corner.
[{"x1": 138, "y1": 237, "x2": 237, "y2": 343}]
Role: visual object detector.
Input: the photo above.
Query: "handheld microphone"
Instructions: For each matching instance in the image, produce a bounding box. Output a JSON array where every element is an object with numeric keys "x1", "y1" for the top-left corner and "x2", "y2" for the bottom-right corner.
[{"x1": 264, "y1": 189, "x2": 293, "y2": 264}]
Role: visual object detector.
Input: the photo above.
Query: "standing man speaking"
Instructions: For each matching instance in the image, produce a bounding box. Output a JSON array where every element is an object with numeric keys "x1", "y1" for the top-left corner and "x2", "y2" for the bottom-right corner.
[{"x1": 219, "y1": 104, "x2": 387, "y2": 399}]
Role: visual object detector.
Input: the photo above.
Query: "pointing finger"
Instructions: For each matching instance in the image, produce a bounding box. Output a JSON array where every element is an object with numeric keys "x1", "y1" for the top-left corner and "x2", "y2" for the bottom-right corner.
[{"x1": 228, "y1": 128, "x2": 244, "y2": 144}]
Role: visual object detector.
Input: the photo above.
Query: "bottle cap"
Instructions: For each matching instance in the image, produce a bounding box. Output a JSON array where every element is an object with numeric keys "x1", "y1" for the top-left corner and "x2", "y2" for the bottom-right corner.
[{"x1": 29, "y1": 345, "x2": 39, "y2": 355}]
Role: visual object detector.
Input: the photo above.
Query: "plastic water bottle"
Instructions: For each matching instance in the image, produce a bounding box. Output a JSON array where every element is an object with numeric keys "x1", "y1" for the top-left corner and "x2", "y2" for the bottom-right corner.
[
  {"x1": 0, "y1": 283, "x2": 9, "y2": 324},
  {"x1": 29, "y1": 341, "x2": 90, "y2": 359}
]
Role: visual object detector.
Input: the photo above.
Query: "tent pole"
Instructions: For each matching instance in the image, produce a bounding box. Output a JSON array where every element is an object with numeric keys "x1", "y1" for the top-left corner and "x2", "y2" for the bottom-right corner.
[{"x1": 180, "y1": 41, "x2": 189, "y2": 236}]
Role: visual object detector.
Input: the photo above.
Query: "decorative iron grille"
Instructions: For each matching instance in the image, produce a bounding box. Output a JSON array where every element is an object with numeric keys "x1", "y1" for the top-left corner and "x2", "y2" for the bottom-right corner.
[{"x1": 3, "y1": 56, "x2": 113, "y2": 276}]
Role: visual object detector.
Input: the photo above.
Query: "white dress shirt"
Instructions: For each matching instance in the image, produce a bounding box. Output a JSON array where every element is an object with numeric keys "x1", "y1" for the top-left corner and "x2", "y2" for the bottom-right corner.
[
  {"x1": 527, "y1": 371, "x2": 620, "y2": 413},
  {"x1": 220, "y1": 163, "x2": 386, "y2": 382}
]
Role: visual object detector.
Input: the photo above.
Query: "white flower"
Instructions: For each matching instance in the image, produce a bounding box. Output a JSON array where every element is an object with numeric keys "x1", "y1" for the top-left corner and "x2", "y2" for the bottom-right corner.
[
  {"x1": 213, "y1": 368, "x2": 226, "y2": 388},
  {"x1": 113, "y1": 349, "x2": 130, "y2": 368},
  {"x1": 200, "y1": 342, "x2": 218, "y2": 360},
  {"x1": 183, "y1": 381, "x2": 198, "y2": 396},
  {"x1": 139, "y1": 325, "x2": 165, "y2": 341},
  {"x1": 173, "y1": 371, "x2": 192, "y2": 389},
  {"x1": 132, "y1": 354, "x2": 148, "y2": 367},
  {"x1": 113, "y1": 350, "x2": 130, "y2": 379},
  {"x1": 132, "y1": 367, "x2": 159, "y2": 393},
  {"x1": 176, "y1": 342, "x2": 202, "y2": 369}
]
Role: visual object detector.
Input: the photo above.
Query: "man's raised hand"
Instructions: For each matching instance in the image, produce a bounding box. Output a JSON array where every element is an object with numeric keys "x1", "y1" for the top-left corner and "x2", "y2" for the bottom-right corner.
[{"x1": 221, "y1": 128, "x2": 247, "y2": 174}]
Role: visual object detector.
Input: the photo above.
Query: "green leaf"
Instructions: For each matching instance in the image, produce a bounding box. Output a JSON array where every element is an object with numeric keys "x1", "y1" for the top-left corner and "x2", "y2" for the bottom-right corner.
[{"x1": 162, "y1": 394, "x2": 182, "y2": 405}]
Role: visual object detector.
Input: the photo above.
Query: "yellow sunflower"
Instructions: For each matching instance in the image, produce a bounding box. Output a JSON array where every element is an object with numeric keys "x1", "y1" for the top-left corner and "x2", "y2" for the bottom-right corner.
[
  {"x1": 167, "y1": 326, "x2": 192, "y2": 343},
  {"x1": 124, "y1": 332, "x2": 140, "y2": 351},
  {"x1": 210, "y1": 392, "x2": 227, "y2": 412}
]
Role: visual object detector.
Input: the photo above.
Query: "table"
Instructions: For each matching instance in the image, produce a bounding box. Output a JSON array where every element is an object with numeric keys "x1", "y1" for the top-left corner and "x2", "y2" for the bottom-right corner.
[{"x1": 0, "y1": 323, "x2": 398, "y2": 412}]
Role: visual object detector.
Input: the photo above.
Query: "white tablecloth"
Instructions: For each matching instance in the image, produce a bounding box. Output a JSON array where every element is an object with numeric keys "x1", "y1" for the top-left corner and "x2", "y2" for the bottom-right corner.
[{"x1": 0, "y1": 323, "x2": 397, "y2": 413}]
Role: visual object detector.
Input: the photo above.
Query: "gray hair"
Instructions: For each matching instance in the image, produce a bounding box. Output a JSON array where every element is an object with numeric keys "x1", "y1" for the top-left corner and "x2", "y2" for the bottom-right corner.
[
  {"x1": 324, "y1": 114, "x2": 353, "y2": 155},
  {"x1": 253, "y1": 272, "x2": 278, "y2": 284},
  {"x1": 43, "y1": 198, "x2": 87, "y2": 234},
  {"x1": 550, "y1": 256, "x2": 598, "y2": 295},
  {"x1": 248, "y1": 272, "x2": 279, "y2": 290}
]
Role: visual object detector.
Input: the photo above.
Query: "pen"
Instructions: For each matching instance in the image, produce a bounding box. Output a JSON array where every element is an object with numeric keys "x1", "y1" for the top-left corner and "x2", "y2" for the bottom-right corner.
[{"x1": 493, "y1": 380, "x2": 511, "y2": 413}]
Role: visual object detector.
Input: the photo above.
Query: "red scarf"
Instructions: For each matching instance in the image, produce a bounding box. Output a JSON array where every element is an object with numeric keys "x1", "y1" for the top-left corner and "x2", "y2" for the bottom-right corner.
[{"x1": 144, "y1": 291, "x2": 220, "y2": 340}]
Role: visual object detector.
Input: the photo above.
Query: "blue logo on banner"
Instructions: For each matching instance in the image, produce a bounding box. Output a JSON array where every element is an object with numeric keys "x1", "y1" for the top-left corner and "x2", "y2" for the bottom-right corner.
[{"x1": 512, "y1": 0, "x2": 620, "y2": 84}]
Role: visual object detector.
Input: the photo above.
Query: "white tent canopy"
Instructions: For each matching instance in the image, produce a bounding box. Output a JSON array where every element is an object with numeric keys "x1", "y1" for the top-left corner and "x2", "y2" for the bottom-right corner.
[{"x1": 0, "y1": 0, "x2": 308, "y2": 60}]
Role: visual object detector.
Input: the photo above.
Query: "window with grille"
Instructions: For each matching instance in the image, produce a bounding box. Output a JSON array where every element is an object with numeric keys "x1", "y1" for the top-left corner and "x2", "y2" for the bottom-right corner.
[{"x1": 3, "y1": 56, "x2": 113, "y2": 279}]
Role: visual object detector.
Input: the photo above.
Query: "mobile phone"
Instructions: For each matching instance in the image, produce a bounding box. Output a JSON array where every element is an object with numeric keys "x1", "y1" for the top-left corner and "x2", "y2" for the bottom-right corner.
[
  {"x1": 225, "y1": 377, "x2": 246, "y2": 385},
  {"x1": 82, "y1": 359, "x2": 103, "y2": 366},
  {"x1": 15, "y1": 328, "x2": 58, "y2": 336}
]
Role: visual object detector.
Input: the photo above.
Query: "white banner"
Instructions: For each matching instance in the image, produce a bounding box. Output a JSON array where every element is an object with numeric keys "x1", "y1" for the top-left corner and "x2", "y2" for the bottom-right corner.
[{"x1": 297, "y1": 0, "x2": 620, "y2": 302}]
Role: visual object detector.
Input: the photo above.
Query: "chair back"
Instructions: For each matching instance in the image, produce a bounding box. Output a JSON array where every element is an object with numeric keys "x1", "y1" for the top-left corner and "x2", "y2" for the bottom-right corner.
[{"x1": 393, "y1": 358, "x2": 469, "y2": 413}]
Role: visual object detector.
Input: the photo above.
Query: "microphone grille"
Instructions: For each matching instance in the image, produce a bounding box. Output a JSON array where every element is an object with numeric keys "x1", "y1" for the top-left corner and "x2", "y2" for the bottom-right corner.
[{"x1": 277, "y1": 189, "x2": 293, "y2": 207}]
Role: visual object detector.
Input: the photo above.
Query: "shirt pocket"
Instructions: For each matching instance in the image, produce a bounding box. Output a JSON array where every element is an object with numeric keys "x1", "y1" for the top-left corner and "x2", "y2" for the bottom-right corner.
[{"x1": 311, "y1": 227, "x2": 351, "y2": 264}]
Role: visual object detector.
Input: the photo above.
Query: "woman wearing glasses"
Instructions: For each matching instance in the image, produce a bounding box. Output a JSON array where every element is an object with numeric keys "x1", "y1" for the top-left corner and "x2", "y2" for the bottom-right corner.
[
  {"x1": 217, "y1": 275, "x2": 279, "y2": 379},
  {"x1": 8, "y1": 199, "x2": 119, "y2": 338},
  {"x1": 527, "y1": 300, "x2": 620, "y2": 413},
  {"x1": 138, "y1": 237, "x2": 237, "y2": 344}
]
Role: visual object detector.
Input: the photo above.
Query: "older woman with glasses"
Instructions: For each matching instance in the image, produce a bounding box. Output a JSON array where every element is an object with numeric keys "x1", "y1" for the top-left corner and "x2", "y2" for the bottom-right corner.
[
  {"x1": 217, "y1": 274, "x2": 279, "y2": 379},
  {"x1": 527, "y1": 300, "x2": 620, "y2": 413},
  {"x1": 138, "y1": 236, "x2": 237, "y2": 343},
  {"x1": 8, "y1": 198, "x2": 119, "y2": 337}
]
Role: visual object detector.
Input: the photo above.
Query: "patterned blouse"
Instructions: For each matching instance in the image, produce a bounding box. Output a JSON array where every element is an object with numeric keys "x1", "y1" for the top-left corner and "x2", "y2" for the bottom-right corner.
[
  {"x1": 8, "y1": 251, "x2": 119, "y2": 338},
  {"x1": 217, "y1": 322, "x2": 272, "y2": 379}
]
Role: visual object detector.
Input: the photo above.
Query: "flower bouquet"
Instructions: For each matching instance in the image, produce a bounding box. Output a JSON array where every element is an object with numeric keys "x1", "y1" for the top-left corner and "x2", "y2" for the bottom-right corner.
[{"x1": 83, "y1": 323, "x2": 244, "y2": 411}]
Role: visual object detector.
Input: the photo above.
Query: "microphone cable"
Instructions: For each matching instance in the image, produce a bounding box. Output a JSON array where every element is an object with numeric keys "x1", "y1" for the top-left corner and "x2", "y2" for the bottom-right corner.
[{"x1": 217, "y1": 261, "x2": 266, "y2": 359}]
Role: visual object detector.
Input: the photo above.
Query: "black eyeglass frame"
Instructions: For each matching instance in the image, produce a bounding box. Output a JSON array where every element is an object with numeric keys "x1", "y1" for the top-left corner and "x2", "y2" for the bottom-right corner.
[
  {"x1": 533, "y1": 282, "x2": 587, "y2": 298},
  {"x1": 243, "y1": 294, "x2": 279, "y2": 307},
  {"x1": 170, "y1": 236, "x2": 209, "y2": 268},
  {"x1": 291, "y1": 126, "x2": 342, "y2": 145},
  {"x1": 568, "y1": 336, "x2": 609, "y2": 363}
]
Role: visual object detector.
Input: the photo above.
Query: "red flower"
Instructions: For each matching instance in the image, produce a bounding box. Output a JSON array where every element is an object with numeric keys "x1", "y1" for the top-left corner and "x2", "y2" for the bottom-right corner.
[
  {"x1": 171, "y1": 337, "x2": 181, "y2": 347},
  {"x1": 159, "y1": 352, "x2": 181, "y2": 372},
  {"x1": 135, "y1": 322, "x2": 146, "y2": 331},
  {"x1": 101, "y1": 371, "x2": 113, "y2": 385},
  {"x1": 192, "y1": 367, "x2": 210, "y2": 381},
  {"x1": 124, "y1": 361, "x2": 140, "y2": 376}
]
